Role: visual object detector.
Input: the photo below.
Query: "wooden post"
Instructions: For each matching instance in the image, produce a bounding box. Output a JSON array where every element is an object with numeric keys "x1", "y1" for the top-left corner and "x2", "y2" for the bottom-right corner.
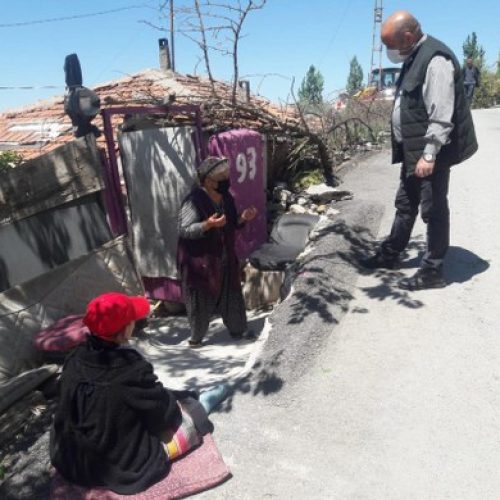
[{"x1": 170, "y1": 0, "x2": 175, "y2": 71}]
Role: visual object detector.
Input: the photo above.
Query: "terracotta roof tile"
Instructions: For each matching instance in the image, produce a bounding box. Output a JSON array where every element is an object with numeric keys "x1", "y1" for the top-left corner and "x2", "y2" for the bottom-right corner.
[{"x1": 0, "y1": 69, "x2": 303, "y2": 162}]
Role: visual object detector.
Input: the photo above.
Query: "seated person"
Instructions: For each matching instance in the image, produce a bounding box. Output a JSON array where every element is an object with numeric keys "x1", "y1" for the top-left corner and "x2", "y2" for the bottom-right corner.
[{"x1": 50, "y1": 292, "x2": 214, "y2": 495}]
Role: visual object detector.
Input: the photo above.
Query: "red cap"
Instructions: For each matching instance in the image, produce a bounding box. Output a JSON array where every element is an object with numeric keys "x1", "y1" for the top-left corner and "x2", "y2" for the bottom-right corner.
[{"x1": 83, "y1": 292, "x2": 150, "y2": 339}]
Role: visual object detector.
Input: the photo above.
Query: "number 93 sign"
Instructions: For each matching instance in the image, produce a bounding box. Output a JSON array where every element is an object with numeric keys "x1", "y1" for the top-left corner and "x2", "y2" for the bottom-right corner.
[{"x1": 236, "y1": 147, "x2": 257, "y2": 183}]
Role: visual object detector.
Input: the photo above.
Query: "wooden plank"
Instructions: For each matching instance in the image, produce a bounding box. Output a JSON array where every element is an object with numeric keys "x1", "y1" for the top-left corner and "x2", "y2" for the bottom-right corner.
[
  {"x1": 0, "y1": 134, "x2": 105, "y2": 226},
  {"x1": 0, "y1": 365, "x2": 59, "y2": 414}
]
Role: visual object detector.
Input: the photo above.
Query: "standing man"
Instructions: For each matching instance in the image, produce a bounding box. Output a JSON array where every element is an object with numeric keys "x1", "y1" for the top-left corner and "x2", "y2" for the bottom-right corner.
[
  {"x1": 463, "y1": 57, "x2": 481, "y2": 106},
  {"x1": 361, "y1": 11, "x2": 478, "y2": 290}
]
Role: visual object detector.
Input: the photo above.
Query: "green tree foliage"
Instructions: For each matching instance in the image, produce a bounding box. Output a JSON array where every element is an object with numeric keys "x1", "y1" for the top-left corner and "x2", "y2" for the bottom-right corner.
[
  {"x1": 298, "y1": 65, "x2": 324, "y2": 104},
  {"x1": 462, "y1": 33, "x2": 500, "y2": 108},
  {"x1": 472, "y1": 70, "x2": 500, "y2": 108},
  {"x1": 346, "y1": 56, "x2": 364, "y2": 95},
  {"x1": 462, "y1": 32, "x2": 485, "y2": 68},
  {"x1": 0, "y1": 151, "x2": 23, "y2": 173}
]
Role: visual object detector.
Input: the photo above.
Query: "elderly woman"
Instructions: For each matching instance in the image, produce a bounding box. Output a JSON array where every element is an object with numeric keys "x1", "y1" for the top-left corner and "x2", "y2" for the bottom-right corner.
[{"x1": 177, "y1": 156, "x2": 257, "y2": 347}]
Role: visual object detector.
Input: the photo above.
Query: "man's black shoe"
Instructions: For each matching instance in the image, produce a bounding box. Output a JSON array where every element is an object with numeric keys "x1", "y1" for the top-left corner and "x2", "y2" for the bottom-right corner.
[
  {"x1": 359, "y1": 252, "x2": 398, "y2": 270},
  {"x1": 398, "y1": 268, "x2": 447, "y2": 291}
]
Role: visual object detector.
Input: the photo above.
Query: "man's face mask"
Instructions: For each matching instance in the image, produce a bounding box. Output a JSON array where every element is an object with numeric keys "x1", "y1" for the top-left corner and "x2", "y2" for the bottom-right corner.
[
  {"x1": 386, "y1": 36, "x2": 417, "y2": 64},
  {"x1": 386, "y1": 48, "x2": 410, "y2": 64},
  {"x1": 215, "y1": 178, "x2": 231, "y2": 194}
]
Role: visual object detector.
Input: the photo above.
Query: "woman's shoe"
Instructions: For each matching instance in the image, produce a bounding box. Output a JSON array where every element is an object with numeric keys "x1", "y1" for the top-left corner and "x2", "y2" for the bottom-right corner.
[{"x1": 199, "y1": 384, "x2": 230, "y2": 414}]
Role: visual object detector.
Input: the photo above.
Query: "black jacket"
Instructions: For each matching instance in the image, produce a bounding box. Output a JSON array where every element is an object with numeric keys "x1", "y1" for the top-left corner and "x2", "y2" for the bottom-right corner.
[
  {"x1": 177, "y1": 187, "x2": 242, "y2": 296},
  {"x1": 462, "y1": 65, "x2": 481, "y2": 86},
  {"x1": 50, "y1": 336, "x2": 182, "y2": 495},
  {"x1": 392, "y1": 35, "x2": 478, "y2": 174}
]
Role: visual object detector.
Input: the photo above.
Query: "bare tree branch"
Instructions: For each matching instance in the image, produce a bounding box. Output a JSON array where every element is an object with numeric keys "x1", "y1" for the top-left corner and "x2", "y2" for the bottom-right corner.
[
  {"x1": 178, "y1": 30, "x2": 228, "y2": 56},
  {"x1": 229, "y1": 0, "x2": 267, "y2": 104},
  {"x1": 142, "y1": 1, "x2": 267, "y2": 106},
  {"x1": 138, "y1": 19, "x2": 168, "y2": 32},
  {"x1": 289, "y1": 77, "x2": 310, "y2": 133},
  {"x1": 287, "y1": 77, "x2": 337, "y2": 184},
  {"x1": 193, "y1": 0, "x2": 217, "y2": 95}
]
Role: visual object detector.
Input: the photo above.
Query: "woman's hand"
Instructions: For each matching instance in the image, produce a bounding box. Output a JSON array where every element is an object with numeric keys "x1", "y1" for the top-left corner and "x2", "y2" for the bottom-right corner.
[
  {"x1": 240, "y1": 206, "x2": 258, "y2": 222},
  {"x1": 203, "y1": 213, "x2": 226, "y2": 231}
]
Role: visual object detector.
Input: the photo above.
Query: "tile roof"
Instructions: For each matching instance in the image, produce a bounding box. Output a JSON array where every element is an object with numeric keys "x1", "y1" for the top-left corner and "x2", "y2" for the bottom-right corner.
[{"x1": 0, "y1": 69, "x2": 302, "y2": 162}]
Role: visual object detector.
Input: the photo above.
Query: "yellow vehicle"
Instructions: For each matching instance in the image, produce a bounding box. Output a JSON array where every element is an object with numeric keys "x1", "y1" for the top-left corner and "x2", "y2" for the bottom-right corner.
[{"x1": 354, "y1": 67, "x2": 401, "y2": 101}]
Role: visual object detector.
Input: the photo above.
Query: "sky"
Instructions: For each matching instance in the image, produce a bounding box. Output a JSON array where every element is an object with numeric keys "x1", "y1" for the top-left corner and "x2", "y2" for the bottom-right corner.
[{"x1": 0, "y1": 0, "x2": 499, "y2": 112}]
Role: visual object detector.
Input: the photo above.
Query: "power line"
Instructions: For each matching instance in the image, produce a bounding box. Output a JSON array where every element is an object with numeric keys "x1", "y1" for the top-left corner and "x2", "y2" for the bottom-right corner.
[
  {"x1": 89, "y1": 31, "x2": 143, "y2": 87},
  {"x1": 317, "y1": 0, "x2": 354, "y2": 68},
  {"x1": 0, "y1": 86, "x2": 63, "y2": 90},
  {"x1": 0, "y1": 5, "x2": 146, "y2": 28}
]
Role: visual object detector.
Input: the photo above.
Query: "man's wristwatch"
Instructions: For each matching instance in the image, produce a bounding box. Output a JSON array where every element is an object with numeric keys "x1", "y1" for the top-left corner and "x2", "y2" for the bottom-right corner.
[{"x1": 423, "y1": 152, "x2": 436, "y2": 162}]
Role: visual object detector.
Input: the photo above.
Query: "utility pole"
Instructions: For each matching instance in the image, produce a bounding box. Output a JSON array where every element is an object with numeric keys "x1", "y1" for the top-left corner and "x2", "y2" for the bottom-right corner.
[
  {"x1": 170, "y1": 0, "x2": 176, "y2": 71},
  {"x1": 370, "y1": 0, "x2": 383, "y2": 89}
]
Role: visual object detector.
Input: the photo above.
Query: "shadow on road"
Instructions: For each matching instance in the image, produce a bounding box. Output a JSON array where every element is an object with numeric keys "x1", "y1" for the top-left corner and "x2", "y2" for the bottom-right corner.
[
  {"x1": 327, "y1": 222, "x2": 427, "y2": 309},
  {"x1": 288, "y1": 267, "x2": 353, "y2": 325},
  {"x1": 444, "y1": 246, "x2": 490, "y2": 284},
  {"x1": 282, "y1": 213, "x2": 491, "y2": 316},
  {"x1": 281, "y1": 221, "x2": 429, "y2": 325},
  {"x1": 359, "y1": 269, "x2": 424, "y2": 308},
  {"x1": 282, "y1": 220, "x2": 375, "y2": 326},
  {"x1": 353, "y1": 240, "x2": 426, "y2": 309},
  {"x1": 133, "y1": 314, "x2": 284, "y2": 412},
  {"x1": 217, "y1": 350, "x2": 286, "y2": 414},
  {"x1": 356, "y1": 244, "x2": 488, "y2": 306}
]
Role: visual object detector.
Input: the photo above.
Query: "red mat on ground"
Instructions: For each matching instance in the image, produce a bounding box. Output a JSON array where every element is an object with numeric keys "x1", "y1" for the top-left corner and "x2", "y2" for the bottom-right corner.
[{"x1": 50, "y1": 434, "x2": 231, "y2": 500}]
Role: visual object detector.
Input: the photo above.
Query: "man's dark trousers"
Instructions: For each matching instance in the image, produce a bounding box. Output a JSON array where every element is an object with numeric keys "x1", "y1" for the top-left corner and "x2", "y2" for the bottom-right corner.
[
  {"x1": 464, "y1": 82, "x2": 475, "y2": 103},
  {"x1": 381, "y1": 164, "x2": 450, "y2": 270}
]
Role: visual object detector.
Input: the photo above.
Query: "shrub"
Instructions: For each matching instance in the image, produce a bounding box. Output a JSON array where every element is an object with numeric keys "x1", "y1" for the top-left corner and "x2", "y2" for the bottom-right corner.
[{"x1": 0, "y1": 151, "x2": 24, "y2": 173}]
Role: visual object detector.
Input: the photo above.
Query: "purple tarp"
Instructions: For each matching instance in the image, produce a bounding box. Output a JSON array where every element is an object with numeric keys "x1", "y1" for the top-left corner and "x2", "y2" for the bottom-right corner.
[
  {"x1": 143, "y1": 130, "x2": 267, "y2": 303},
  {"x1": 208, "y1": 129, "x2": 267, "y2": 260}
]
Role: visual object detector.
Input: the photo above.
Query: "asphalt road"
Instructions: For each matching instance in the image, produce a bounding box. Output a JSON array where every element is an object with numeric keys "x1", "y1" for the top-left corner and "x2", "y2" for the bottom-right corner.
[{"x1": 201, "y1": 108, "x2": 500, "y2": 500}]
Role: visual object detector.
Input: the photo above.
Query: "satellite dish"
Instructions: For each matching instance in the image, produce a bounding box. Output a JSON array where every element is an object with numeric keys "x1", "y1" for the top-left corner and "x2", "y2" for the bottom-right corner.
[{"x1": 63, "y1": 53, "x2": 101, "y2": 138}]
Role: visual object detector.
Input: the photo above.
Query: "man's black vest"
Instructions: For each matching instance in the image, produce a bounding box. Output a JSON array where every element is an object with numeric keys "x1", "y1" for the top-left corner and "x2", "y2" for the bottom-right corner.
[{"x1": 392, "y1": 35, "x2": 478, "y2": 174}]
